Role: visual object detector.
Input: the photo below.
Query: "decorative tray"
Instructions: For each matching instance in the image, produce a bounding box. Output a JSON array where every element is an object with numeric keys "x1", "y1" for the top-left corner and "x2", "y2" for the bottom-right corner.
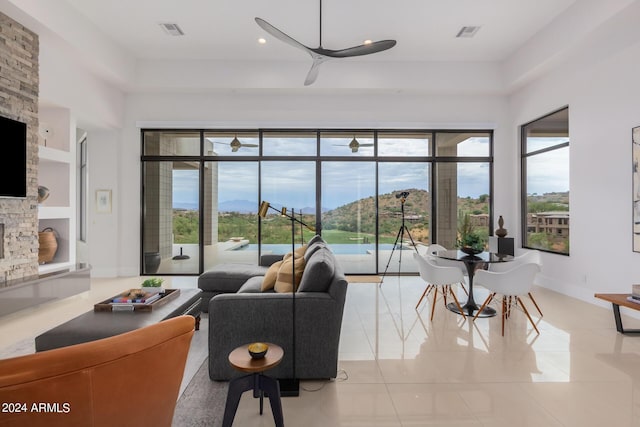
[{"x1": 94, "y1": 288, "x2": 181, "y2": 312}]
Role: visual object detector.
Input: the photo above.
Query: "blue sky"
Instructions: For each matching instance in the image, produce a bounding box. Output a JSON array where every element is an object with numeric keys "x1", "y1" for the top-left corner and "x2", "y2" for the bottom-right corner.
[{"x1": 172, "y1": 136, "x2": 568, "y2": 209}]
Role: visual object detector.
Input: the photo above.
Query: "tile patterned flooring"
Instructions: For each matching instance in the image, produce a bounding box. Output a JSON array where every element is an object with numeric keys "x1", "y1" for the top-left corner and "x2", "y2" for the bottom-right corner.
[{"x1": 2, "y1": 275, "x2": 640, "y2": 426}]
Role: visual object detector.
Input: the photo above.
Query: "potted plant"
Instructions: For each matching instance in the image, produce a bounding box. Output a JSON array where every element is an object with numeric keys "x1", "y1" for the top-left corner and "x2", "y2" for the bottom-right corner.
[
  {"x1": 141, "y1": 277, "x2": 165, "y2": 294},
  {"x1": 457, "y1": 212, "x2": 485, "y2": 255},
  {"x1": 458, "y1": 232, "x2": 484, "y2": 255}
]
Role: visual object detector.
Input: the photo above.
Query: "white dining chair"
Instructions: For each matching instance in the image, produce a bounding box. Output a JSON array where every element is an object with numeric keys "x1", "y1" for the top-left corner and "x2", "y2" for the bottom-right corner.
[
  {"x1": 425, "y1": 244, "x2": 468, "y2": 295},
  {"x1": 413, "y1": 252, "x2": 466, "y2": 320},
  {"x1": 472, "y1": 262, "x2": 541, "y2": 336},
  {"x1": 489, "y1": 250, "x2": 543, "y2": 316}
]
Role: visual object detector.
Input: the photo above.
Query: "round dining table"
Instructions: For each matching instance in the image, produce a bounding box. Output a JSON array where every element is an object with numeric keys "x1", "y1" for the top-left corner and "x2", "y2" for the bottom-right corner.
[{"x1": 434, "y1": 249, "x2": 513, "y2": 317}]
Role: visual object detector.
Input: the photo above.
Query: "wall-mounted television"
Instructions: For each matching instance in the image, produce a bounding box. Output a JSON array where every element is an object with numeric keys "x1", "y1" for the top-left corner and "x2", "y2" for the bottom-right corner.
[{"x1": 0, "y1": 115, "x2": 27, "y2": 198}]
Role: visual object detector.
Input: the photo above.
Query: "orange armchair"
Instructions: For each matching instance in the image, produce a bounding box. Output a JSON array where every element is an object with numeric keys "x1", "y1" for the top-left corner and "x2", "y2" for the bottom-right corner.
[{"x1": 0, "y1": 315, "x2": 195, "y2": 427}]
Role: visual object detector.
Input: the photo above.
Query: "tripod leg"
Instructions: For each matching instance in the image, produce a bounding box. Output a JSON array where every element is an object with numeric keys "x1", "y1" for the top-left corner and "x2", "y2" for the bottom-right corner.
[
  {"x1": 403, "y1": 225, "x2": 419, "y2": 254},
  {"x1": 379, "y1": 225, "x2": 404, "y2": 287}
]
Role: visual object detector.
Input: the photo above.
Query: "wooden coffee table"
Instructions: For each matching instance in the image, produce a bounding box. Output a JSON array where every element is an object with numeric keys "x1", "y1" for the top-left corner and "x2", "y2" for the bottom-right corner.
[
  {"x1": 35, "y1": 288, "x2": 202, "y2": 351},
  {"x1": 222, "y1": 343, "x2": 284, "y2": 427}
]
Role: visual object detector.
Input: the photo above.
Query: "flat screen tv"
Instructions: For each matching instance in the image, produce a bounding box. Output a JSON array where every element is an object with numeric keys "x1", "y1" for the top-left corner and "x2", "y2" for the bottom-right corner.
[{"x1": 0, "y1": 115, "x2": 27, "y2": 198}]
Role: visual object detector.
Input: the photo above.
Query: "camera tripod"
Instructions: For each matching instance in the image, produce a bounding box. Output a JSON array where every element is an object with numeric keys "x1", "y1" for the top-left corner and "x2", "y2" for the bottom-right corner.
[{"x1": 379, "y1": 192, "x2": 419, "y2": 286}]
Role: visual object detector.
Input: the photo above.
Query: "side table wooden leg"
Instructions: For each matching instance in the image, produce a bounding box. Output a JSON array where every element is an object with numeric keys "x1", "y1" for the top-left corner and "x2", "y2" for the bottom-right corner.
[
  {"x1": 222, "y1": 374, "x2": 254, "y2": 427},
  {"x1": 260, "y1": 374, "x2": 284, "y2": 427},
  {"x1": 194, "y1": 314, "x2": 201, "y2": 331}
]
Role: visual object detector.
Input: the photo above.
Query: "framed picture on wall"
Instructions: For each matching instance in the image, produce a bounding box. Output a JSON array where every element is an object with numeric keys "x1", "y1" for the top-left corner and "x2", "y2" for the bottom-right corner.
[
  {"x1": 96, "y1": 189, "x2": 112, "y2": 214},
  {"x1": 633, "y1": 127, "x2": 640, "y2": 252}
]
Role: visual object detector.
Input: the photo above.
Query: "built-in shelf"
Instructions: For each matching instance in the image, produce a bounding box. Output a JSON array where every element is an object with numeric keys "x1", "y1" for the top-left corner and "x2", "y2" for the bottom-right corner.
[
  {"x1": 39, "y1": 145, "x2": 71, "y2": 163},
  {"x1": 37, "y1": 106, "x2": 76, "y2": 275},
  {"x1": 38, "y1": 206, "x2": 72, "y2": 219},
  {"x1": 38, "y1": 261, "x2": 75, "y2": 274}
]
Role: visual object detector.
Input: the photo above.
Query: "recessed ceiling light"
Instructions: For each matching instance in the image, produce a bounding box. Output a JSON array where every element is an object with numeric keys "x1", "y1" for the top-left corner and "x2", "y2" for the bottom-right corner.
[
  {"x1": 456, "y1": 26, "x2": 481, "y2": 38},
  {"x1": 363, "y1": 39, "x2": 373, "y2": 45},
  {"x1": 159, "y1": 22, "x2": 184, "y2": 36},
  {"x1": 258, "y1": 38, "x2": 267, "y2": 44}
]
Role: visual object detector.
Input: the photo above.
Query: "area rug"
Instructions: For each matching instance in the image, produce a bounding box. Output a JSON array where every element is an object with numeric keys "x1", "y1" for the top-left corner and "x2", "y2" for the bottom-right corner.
[
  {"x1": 346, "y1": 275, "x2": 382, "y2": 283},
  {"x1": 172, "y1": 357, "x2": 228, "y2": 426}
]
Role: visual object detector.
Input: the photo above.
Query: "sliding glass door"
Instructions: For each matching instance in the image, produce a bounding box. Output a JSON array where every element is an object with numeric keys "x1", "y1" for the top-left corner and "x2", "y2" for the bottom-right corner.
[
  {"x1": 141, "y1": 128, "x2": 493, "y2": 275},
  {"x1": 321, "y1": 161, "x2": 376, "y2": 273}
]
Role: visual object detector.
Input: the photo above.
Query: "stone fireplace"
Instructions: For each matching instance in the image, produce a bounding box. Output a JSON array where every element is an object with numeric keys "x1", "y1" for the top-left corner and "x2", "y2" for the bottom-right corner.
[{"x1": 0, "y1": 11, "x2": 40, "y2": 283}]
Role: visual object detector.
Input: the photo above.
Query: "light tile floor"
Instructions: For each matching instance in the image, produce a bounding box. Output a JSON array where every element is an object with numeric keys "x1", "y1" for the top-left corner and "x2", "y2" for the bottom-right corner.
[{"x1": 2, "y1": 275, "x2": 640, "y2": 426}]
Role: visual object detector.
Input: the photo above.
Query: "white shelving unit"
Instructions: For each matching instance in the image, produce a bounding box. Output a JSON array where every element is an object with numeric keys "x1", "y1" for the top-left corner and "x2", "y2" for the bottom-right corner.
[{"x1": 37, "y1": 107, "x2": 76, "y2": 274}]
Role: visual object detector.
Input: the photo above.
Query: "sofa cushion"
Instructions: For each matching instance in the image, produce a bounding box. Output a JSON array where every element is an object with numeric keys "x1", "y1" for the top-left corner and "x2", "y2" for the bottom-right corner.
[
  {"x1": 307, "y1": 234, "x2": 324, "y2": 246},
  {"x1": 261, "y1": 260, "x2": 282, "y2": 291},
  {"x1": 298, "y1": 247, "x2": 335, "y2": 293},
  {"x1": 198, "y1": 264, "x2": 269, "y2": 293},
  {"x1": 238, "y1": 276, "x2": 265, "y2": 293},
  {"x1": 304, "y1": 242, "x2": 326, "y2": 263},
  {"x1": 275, "y1": 256, "x2": 306, "y2": 293}
]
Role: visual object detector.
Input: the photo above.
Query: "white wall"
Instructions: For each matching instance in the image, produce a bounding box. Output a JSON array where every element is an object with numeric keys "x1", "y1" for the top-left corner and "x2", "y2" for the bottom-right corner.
[
  {"x1": 117, "y1": 91, "x2": 513, "y2": 275},
  {"x1": 508, "y1": 8, "x2": 640, "y2": 308},
  {"x1": 0, "y1": 2, "x2": 127, "y2": 278}
]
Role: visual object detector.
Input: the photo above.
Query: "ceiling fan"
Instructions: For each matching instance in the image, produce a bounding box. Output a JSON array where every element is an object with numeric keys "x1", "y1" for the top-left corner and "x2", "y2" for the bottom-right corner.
[
  {"x1": 333, "y1": 136, "x2": 374, "y2": 153},
  {"x1": 255, "y1": 0, "x2": 396, "y2": 86},
  {"x1": 209, "y1": 135, "x2": 258, "y2": 153}
]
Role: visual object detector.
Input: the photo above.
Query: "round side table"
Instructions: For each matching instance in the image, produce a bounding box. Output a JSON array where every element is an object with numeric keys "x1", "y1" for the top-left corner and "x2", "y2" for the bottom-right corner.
[{"x1": 222, "y1": 343, "x2": 284, "y2": 427}]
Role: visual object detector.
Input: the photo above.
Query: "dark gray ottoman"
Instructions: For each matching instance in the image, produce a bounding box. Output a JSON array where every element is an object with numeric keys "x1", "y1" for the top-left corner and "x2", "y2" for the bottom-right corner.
[
  {"x1": 35, "y1": 288, "x2": 202, "y2": 352},
  {"x1": 198, "y1": 264, "x2": 268, "y2": 312}
]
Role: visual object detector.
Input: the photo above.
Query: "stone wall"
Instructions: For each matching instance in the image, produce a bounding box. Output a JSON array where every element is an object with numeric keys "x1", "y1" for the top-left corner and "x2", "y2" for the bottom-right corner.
[{"x1": 0, "y1": 12, "x2": 39, "y2": 282}]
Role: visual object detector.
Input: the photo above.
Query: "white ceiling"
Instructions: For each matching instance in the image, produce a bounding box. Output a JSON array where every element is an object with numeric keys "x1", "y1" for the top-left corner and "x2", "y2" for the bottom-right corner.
[
  {"x1": 6, "y1": 0, "x2": 635, "y2": 93},
  {"x1": 62, "y1": 0, "x2": 576, "y2": 62}
]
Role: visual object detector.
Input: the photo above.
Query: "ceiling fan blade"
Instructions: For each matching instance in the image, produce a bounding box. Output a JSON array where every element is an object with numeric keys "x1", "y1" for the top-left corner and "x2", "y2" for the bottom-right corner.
[
  {"x1": 240, "y1": 144, "x2": 259, "y2": 147},
  {"x1": 255, "y1": 17, "x2": 314, "y2": 56},
  {"x1": 321, "y1": 40, "x2": 397, "y2": 58},
  {"x1": 304, "y1": 56, "x2": 326, "y2": 86}
]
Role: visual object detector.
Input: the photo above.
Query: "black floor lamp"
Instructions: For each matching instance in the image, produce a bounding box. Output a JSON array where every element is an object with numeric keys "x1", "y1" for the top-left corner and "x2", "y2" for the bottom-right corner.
[{"x1": 258, "y1": 201, "x2": 315, "y2": 396}]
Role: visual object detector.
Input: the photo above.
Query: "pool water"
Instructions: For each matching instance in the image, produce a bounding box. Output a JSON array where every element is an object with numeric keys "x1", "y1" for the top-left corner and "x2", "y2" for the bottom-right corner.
[{"x1": 232, "y1": 243, "x2": 414, "y2": 255}]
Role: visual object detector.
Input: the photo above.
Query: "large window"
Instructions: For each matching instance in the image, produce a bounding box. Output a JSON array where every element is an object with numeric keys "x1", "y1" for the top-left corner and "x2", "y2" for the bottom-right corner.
[
  {"x1": 141, "y1": 129, "x2": 493, "y2": 275},
  {"x1": 521, "y1": 107, "x2": 570, "y2": 255}
]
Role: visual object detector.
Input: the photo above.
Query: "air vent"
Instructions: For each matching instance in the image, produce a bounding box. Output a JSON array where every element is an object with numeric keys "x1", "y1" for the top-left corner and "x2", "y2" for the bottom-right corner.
[
  {"x1": 159, "y1": 22, "x2": 184, "y2": 36},
  {"x1": 456, "y1": 26, "x2": 481, "y2": 38}
]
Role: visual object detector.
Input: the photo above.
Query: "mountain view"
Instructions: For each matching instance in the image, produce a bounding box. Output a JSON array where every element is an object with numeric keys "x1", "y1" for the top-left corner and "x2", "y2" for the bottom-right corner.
[{"x1": 173, "y1": 189, "x2": 493, "y2": 245}]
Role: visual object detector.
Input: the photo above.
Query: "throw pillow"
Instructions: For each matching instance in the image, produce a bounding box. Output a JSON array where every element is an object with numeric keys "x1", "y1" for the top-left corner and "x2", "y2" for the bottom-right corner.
[
  {"x1": 307, "y1": 234, "x2": 323, "y2": 246},
  {"x1": 298, "y1": 248, "x2": 335, "y2": 292},
  {"x1": 304, "y1": 242, "x2": 326, "y2": 263},
  {"x1": 274, "y1": 256, "x2": 306, "y2": 293},
  {"x1": 261, "y1": 260, "x2": 283, "y2": 292},
  {"x1": 280, "y1": 245, "x2": 306, "y2": 262}
]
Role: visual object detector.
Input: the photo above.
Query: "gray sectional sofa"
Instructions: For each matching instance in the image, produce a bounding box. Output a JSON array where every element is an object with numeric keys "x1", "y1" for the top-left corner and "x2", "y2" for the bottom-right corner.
[{"x1": 200, "y1": 236, "x2": 348, "y2": 381}]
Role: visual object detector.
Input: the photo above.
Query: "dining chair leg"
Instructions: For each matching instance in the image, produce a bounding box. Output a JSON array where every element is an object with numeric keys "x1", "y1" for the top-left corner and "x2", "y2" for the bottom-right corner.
[
  {"x1": 416, "y1": 284, "x2": 432, "y2": 309},
  {"x1": 448, "y1": 286, "x2": 466, "y2": 320},
  {"x1": 443, "y1": 285, "x2": 448, "y2": 307},
  {"x1": 528, "y1": 292, "x2": 543, "y2": 317},
  {"x1": 460, "y1": 282, "x2": 469, "y2": 296},
  {"x1": 517, "y1": 296, "x2": 540, "y2": 335},
  {"x1": 430, "y1": 286, "x2": 439, "y2": 321},
  {"x1": 472, "y1": 293, "x2": 495, "y2": 322}
]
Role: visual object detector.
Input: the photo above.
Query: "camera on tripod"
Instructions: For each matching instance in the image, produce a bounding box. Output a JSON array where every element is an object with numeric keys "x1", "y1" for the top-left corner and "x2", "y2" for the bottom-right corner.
[{"x1": 395, "y1": 191, "x2": 410, "y2": 199}]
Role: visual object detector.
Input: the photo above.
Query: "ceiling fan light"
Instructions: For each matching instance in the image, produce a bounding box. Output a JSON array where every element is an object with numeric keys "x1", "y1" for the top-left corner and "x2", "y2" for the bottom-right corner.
[{"x1": 363, "y1": 39, "x2": 372, "y2": 45}]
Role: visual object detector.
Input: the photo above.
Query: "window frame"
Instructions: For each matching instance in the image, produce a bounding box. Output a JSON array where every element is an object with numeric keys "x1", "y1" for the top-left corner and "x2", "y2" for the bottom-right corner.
[
  {"x1": 140, "y1": 128, "x2": 494, "y2": 275},
  {"x1": 520, "y1": 106, "x2": 570, "y2": 256}
]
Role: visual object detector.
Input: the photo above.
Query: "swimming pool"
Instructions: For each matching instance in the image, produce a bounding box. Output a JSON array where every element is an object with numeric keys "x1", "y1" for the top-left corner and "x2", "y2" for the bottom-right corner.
[{"x1": 232, "y1": 243, "x2": 414, "y2": 255}]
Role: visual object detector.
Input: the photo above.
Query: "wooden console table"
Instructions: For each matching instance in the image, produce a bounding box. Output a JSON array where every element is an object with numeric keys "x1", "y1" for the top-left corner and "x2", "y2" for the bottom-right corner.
[{"x1": 595, "y1": 293, "x2": 640, "y2": 334}]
